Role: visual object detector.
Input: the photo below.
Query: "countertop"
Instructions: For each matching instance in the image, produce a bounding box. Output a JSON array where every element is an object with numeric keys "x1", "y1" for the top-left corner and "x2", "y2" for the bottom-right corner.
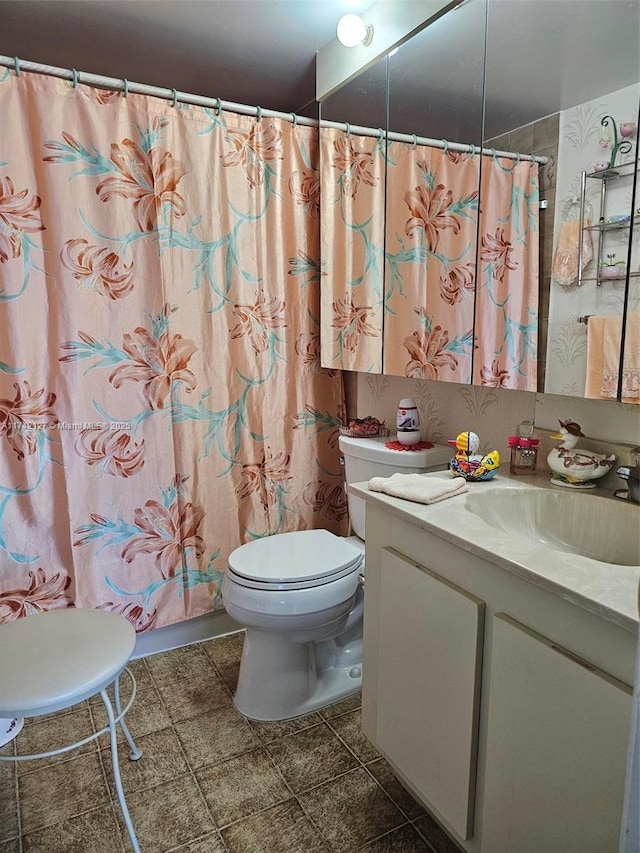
[{"x1": 351, "y1": 471, "x2": 640, "y2": 633}]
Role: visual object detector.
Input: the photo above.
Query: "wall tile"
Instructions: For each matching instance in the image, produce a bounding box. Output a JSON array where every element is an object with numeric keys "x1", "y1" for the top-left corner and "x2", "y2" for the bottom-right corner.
[{"x1": 352, "y1": 374, "x2": 638, "y2": 476}]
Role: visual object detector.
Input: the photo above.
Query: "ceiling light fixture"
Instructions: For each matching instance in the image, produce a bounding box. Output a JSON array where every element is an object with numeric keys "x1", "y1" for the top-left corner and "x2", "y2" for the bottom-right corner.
[{"x1": 336, "y1": 13, "x2": 374, "y2": 48}]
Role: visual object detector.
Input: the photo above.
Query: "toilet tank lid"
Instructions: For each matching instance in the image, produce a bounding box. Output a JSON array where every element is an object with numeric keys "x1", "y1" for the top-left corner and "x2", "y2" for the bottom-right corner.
[
  {"x1": 228, "y1": 529, "x2": 363, "y2": 583},
  {"x1": 338, "y1": 435, "x2": 452, "y2": 468}
]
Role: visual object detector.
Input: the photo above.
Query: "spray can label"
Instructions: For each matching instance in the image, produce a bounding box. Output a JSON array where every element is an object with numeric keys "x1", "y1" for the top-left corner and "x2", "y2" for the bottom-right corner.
[{"x1": 396, "y1": 405, "x2": 418, "y2": 432}]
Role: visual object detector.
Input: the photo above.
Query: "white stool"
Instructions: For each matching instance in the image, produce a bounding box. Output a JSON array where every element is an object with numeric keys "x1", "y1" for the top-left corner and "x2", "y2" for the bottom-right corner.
[{"x1": 0, "y1": 608, "x2": 143, "y2": 852}]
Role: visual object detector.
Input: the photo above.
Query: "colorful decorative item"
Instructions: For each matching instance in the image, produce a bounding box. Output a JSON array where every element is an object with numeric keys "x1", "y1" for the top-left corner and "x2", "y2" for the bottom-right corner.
[
  {"x1": 600, "y1": 115, "x2": 634, "y2": 171},
  {"x1": 599, "y1": 253, "x2": 627, "y2": 279},
  {"x1": 385, "y1": 440, "x2": 435, "y2": 452},
  {"x1": 341, "y1": 416, "x2": 387, "y2": 437},
  {"x1": 447, "y1": 431, "x2": 500, "y2": 481},
  {"x1": 547, "y1": 420, "x2": 616, "y2": 489}
]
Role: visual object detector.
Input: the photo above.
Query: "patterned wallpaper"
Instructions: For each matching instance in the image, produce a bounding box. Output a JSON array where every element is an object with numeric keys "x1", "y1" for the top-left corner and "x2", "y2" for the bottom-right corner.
[{"x1": 346, "y1": 372, "x2": 640, "y2": 488}]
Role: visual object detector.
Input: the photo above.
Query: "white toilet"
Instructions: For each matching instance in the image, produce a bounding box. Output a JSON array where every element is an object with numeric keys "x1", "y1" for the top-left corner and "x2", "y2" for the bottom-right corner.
[{"x1": 222, "y1": 434, "x2": 452, "y2": 721}]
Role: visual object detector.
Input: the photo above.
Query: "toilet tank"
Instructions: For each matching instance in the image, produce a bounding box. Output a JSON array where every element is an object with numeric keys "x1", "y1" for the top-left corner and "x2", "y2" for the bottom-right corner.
[{"x1": 338, "y1": 435, "x2": 452, "y2": 540}]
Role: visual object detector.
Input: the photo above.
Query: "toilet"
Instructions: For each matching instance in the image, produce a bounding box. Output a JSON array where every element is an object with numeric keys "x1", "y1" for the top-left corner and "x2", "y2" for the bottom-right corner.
[{"x1": 222, "y1": 434, "x2": 452, "y2": 721}]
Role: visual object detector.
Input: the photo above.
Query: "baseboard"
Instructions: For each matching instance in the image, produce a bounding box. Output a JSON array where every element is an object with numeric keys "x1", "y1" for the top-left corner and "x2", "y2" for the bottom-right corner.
[{"x1": 133, "y1": 609, "x2": 243, "y2": 659}]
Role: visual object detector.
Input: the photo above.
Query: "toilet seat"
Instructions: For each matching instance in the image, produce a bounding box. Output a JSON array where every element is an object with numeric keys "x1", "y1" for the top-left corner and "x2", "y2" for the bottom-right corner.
[{"x1": 228, "y1": 529, "x2": 364, "y2": 591}]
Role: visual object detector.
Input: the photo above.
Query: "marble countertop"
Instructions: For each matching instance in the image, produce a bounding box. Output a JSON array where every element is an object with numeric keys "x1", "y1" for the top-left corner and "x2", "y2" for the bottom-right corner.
[{"x1": 351, "y1": 471, "x2": 640, "y2": 633}]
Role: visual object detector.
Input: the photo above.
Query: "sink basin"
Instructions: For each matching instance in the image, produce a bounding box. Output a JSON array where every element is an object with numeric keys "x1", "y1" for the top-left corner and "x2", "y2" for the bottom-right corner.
[{"x1": 465, "y1": 488, "x2": 640, "y2": 566}]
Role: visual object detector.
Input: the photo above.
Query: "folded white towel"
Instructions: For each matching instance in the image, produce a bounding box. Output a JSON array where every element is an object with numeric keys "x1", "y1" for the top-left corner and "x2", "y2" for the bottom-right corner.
[{"x1": 368, "y1": 474, "x2": 468, "y2": 505}]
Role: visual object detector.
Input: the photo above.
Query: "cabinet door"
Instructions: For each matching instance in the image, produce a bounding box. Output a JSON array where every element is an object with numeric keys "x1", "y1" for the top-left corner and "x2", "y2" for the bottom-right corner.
[
  {"x1": 373, "y1": 547, "x2": 484, "y2": 840},
  {"x1": 482, "y1": 614, "x2": 632, "y2": 853}
]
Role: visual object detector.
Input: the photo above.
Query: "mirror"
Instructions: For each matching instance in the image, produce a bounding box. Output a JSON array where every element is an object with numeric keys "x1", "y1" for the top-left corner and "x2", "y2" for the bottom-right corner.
[
  {"x1": 319, "y1": 0, "x2": 640, "y2": 401},
  {"x1": 319, "y1": 57, "x2": 389, "y2": 373},
  {"x1": 382, "y1": 0, "x2": 486, "y2": 382},
  {"x1": 481, "y1": 0, "x2": 639, "y2": 400}
]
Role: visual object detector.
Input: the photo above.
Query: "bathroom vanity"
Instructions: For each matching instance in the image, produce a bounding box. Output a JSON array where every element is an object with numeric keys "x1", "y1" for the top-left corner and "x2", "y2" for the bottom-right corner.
[{"x1": 352, "y1": 475, "x2": 640, "y2": 853}]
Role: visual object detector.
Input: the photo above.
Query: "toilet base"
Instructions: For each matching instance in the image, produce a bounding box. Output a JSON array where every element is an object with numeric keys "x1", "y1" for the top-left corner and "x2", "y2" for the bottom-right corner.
[{"x1": 232, "y1": 628, "x2": 363, "y2": 722}]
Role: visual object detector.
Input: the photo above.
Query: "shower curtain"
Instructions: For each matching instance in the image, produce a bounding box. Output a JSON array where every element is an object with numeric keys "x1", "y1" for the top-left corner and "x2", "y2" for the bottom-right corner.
[
  {"x1": 0, "y1": 69, "x2": 346, "y2": 631},
  {"x1": 321, "y1": 128, "x2": 539, "y2": 389},
  {"x1": 319, "y1": 127, "x2": 386, "y2": 372}
]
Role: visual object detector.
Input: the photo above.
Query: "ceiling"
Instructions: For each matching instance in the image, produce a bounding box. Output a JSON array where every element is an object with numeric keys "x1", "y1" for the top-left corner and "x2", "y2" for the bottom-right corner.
[
  {"x1": 1, "y1": 0, "x2": 639, "y2": 138},
  {"x1": 0, "y1": 0, "x2": 375, "y2": 116}
]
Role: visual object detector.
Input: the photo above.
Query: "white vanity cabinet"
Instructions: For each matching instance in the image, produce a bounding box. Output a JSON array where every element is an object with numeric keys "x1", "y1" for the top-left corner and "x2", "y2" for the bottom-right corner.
[
  {"x1": 481, "y1": 614, "x2": 631, "y2": 853},
  {"x1": 372, "y1": 548, "x2": 484, "y2": 840},
  {"x1": 359, "y1": 492, "x2": 635, "y2": 853}
]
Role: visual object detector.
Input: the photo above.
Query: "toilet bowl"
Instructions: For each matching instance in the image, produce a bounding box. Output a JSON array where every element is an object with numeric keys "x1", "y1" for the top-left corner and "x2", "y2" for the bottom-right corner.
[
  {"x1": 222, "y1": 435, "x2": 452, "y2": 721},
  {"x1": 223, "y1": 529, "x2": 364, "y2": 721}
]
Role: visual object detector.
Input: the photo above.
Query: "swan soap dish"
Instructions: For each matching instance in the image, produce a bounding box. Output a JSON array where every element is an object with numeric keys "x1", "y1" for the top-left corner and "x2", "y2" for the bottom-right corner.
[{"x1": 547, "y1": 420, "x2": 616, "y2": 489}]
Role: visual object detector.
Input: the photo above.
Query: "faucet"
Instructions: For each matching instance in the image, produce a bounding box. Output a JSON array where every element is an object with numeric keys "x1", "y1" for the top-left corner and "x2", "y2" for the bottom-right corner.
[{"x1": 615, "y1": 447, "x2": 640, "y2": 504}]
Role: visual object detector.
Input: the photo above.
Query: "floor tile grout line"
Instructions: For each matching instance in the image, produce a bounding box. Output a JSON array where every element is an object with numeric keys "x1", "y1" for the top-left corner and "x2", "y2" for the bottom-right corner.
[
  {"x1": 161, "y1": 691, "x2": 230, "y2": 849},
  {"x1": 409, "y1": 820, "x2": 441, "y2": 853},
  {"x1": 18, "y1": 798, "x2": 123, "y2": 847},
  {"x1": 162, "y1": 826, "x2": 229, "y2": 853},
  {"x1": 359, "y1": 758, "x2": 428, "y2": 825},
  {"x1": 196, "y1": 639, "x2": 240, "y2": 704},
  {"x1": 195, "y1": 647, "x2": 404, "y2": 851},
  {"x1": 13, "y1": 702, "x2": 100, "y2": 780},
  {"x1": 323, "y1": 713, "x2": 377, "y2": 767},
  {"x1": 292, "y1": 789, "x2": 342, "y2": 853},
  {"x1": 348, "y1": 820, "x2": 414, "y2": 853},
  {"x1": 10, "y1": 634, "x2": 452, "y2": 853}
]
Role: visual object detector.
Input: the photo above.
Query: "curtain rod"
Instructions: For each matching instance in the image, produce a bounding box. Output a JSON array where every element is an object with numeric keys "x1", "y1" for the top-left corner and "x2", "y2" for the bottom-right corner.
[
  {"x1": 0, "y1": 55, "x2": 318, "y2": 126},
  {"x1": 319, "y1": 118, "x2": 547, "y2": 164},
  {"x1": 1, "y1": 55, "x2": 546, "y2": 164}
]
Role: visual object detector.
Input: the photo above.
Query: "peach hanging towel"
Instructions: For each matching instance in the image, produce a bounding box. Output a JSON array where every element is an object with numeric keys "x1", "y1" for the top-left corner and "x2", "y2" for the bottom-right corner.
[
  {"x1": 586, "y1": 314, "x2": 640, "y2": 403},
  {"x1": 552, "y1": 198, "x2": 593, "y2": 288}
]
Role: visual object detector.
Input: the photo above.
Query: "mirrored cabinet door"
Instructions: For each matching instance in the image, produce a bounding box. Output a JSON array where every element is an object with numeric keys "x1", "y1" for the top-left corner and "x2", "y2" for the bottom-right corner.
[
  {"x1": 318, "y1": 0, "x2": 639, "y2": 403},
  {"x1": 382, "y1": 0, "x2": 487, "y2": 382},
  {"x1": 480, "y1": 0, "x2": 639, "y2": 400},
  {"x1": 319, "y1": 57, "x2": 389, "y2": 373}
]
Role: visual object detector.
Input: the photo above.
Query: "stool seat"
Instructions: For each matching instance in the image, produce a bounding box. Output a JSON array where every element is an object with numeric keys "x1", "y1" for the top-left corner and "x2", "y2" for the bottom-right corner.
[
  {"x1": 0, "y1": 608, "x2": 135, "y2": 718},
  {"x1": 0, "y1": 607, "x2": 142, "y2": 851}
]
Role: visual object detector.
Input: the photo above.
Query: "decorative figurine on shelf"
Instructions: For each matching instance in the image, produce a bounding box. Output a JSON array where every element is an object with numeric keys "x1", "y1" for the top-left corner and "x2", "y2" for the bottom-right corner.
[
  {"x1": 547, "y1": 420, "x2": 616, "y2": 489},
  {"x1": 599, "y1": 252, "x2": 627, "y2": 280},
  {"x1": 447, "y1": 431, "x2": 500, "y2": 481},
  {"x1": 599, "y1": 115, "x2": 634, "y2": 172}
]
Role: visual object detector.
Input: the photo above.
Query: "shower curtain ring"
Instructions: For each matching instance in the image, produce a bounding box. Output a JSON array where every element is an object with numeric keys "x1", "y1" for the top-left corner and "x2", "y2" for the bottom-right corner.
[
  {"x1": 470, "y1": 144, "x2": 477, "y2": 157},
  {"x1": 214, "y1": 98, "x2": 221, "y2": 116},
  {"x1": 378, "y1": 127, "x2": 384, "y2": 141},
  {"x1": 412, "y1": 134, "x2": 418, "y2": 149},
  {"x1": 256, "y1": 106, "x2": 263, "y2": 122},
  {"x1": 291, "y1": 112, "x2": 298, "y2": 126},
  {"x1": 345, "y1": 123, "x2": 351, "y2": 136},
  {"x1": 515, "y1": 151, "x2": 521, "y2": 164},
  {"x1": 171, "y1": 88, "x2": 178, "y2": 108},
  {"x1": 441, "y1": 138, "x2": 448, "y2": 153},
  {"x1": 122, "y1": 78, "x2": 129, "y2": 98},
  {"x1": 13, "y1": 57, "x2": 20, "y2": 76},
  {"x1": 71, "y1": 68, "x2": 79, "y2": 88},
  {"x1": 491, "y1": 148, "x2": 497, "y2": 162}
]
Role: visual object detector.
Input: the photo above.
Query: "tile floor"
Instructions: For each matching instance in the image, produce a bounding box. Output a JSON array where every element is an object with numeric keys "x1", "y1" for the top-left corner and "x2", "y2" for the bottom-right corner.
[{"x1": 0, "y1": 631, "x2": 460, "y2": 853}]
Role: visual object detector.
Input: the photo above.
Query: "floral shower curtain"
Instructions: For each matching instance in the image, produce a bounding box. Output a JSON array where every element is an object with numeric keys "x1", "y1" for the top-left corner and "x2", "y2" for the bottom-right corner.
[
  {"x1": 0, "y1": 69, "x2": 345, "y2": 631},
  {"x1": 383, "y1": 144, "x2": 480, "y2": 381},
  {"x1": 320, "y1": 127, "x2": 386, "y2": 372},
  {"x1": 321, "y1": 128, "x2": 539, "y2": 389},
  {"x1": 474, "y1": 153, "x2": 539, "y2": 390}
]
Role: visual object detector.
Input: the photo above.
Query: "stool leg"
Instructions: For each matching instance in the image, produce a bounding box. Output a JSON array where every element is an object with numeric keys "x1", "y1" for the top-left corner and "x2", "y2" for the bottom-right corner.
[
  {"x1": 114, "y1": 673, "x2": 142, "y2": 761},
  {"x1": 101, "y1": 688, "x2": 141, "y2": 853}
]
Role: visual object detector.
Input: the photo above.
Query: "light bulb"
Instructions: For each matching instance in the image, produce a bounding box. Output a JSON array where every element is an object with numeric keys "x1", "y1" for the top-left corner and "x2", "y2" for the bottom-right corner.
[{"x1": 336, "y1": 13, "x2": 373, "y2": 48}]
